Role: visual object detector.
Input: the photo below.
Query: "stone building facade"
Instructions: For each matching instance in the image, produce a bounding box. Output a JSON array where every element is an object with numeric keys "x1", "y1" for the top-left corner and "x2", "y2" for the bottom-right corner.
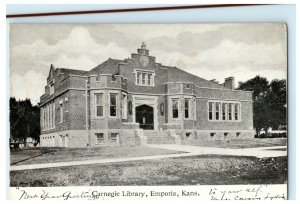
[{"x1": 39, "y1": 43, "x2": 254, "y2": 147}]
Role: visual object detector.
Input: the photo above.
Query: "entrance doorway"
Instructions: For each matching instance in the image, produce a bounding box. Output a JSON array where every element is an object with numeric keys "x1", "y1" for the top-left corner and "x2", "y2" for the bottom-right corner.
[{"x1": 136, "y1": 104, "x2": 154, "y2": 130}]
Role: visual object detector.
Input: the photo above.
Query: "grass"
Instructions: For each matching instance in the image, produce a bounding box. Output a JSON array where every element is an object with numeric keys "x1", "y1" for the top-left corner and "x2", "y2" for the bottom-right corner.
[
  {"x1": 190, "y1": 138, "x2": 287, "y2": 149},
  {"x1": 10, "y1": 146, "x2": 184, "y2": 166},
  {"x1": 10, "y1": 155, "x2": 287, "y2": 186}
]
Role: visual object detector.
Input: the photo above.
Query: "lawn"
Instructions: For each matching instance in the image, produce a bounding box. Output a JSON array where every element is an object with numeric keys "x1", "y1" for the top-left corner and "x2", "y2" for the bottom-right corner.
[
  {"x1": 10, "y1": 155, "x2": 287, "y2": 186},
  {"x1": 190, "y1": 138, "x2": 287, "y2": 149},
  {"x1": 10, "y1": 146, "x2": 184, "y2": 166}
]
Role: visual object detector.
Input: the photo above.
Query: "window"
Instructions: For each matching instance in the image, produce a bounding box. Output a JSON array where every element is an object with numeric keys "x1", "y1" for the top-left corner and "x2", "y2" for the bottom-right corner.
[
  {"x1": 135, "y1": 70, "x2": 155, "y2": 86},
  {"x1": 215, "y1": 102, "x2": 220, "y2": 120},
  {"x1": 172, "y1": 99, "x2": 179, "y2": 118},
  {"x1": 228, "y1": 103, "x2": 233, "y2": 120},
  {"x1": 186, "y1": 132, "x2": 191, "y2": 140},
  {"x1": 43, "y1": 107, "x2": 46, "y2": 130},
  {"x1": 224, "y1": 132, "x2": 229, "y2": 139},
  {"x1": 50, "y1": 83, "x2": 54, "y2": 95},
  {"x1": 186, "y1": 84, "x2": 190, "y2": 89},
  {"x1": 122, "y1": 93, "x2": 127, "y2": 119},
  {"x1": 95, "y1": 93, "x2": 103, "y2": 117},
  {"x1": 208, "y1": 101, "x2": 241, "y2": 122},
  {"x1": 52, "y1": 103, "x2": 55, "y2": 128},
  {"x1": 160, "y1": 103, "x2": 164, "y2": 116},
  {"x1": 112, "y1": 75, "x2": 116, "y2": 81},
  {"x1": 184, "y1": 98, "x2": 190, "y2": 119},
  {"x1": 137, "y1": 73, "x2": 141, "y2": 84},
  {"x1": 49, "y1": 103, "x2": 52, "y2": 129},
  {"x1": 110, "y1": 133, "x2": 119, "y2": 143},
  {"x1": 234, "y1": 104, "x2": 240, "y2": 120},
  {"x1": 208, "y1": 102, "x2": 213, "y2": 120},
  {"x1": 95, "y1": 133, "x2": 104, "y2": 144},
  {"x1": 142, "y1": 74, "x2": 146, "y2": 84},
  {"x1": 47, "y1": 104, "x2": 50, "y2": 129},
  {"x1": 42, "y1": 102, "x2": 55, "y2": 130},
  {"x1": 236, "y1": 132, "x2": 241, "y2": 137},
  {"x1": 110, "y1": 94, "x2": 117, "y2": 117},
  {"x1": 222, "y1": 103, "x2": 227, "y2": 120},
  {"x1": 148, "y1": 75, "x2": 151, "y2": 85},
  {"x1": 128, "y1": 101, "x2": 132, "y2": 115},
  {"x1": 210, "y1": 132, "x2": 216, "y2": 139},
  {"x1": 41, "y1": 108, "x2": 44, "y2": 130},
  {"x1": 44, "y1": 106, "x2": 47, "y2": 130},
  {"x1": 60, "y1": 104, "x2": 63, "y2": 123}
]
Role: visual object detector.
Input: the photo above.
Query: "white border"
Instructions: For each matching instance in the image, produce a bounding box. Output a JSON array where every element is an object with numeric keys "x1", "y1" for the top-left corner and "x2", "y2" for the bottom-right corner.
[{"x1": 2, "y1": 1, "x2": 299, "y2": 203}]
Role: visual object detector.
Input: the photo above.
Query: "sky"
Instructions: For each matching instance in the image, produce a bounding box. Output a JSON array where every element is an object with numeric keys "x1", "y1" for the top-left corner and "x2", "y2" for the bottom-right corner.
[{"x1": 9, "y1": 24, "x2": 287, "y2": 105}]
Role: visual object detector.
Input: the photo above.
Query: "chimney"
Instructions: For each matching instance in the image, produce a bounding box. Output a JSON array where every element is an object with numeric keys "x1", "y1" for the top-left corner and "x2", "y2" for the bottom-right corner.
[{"x1": 224, "y1": 77, "x2": 235, "y2": 90}]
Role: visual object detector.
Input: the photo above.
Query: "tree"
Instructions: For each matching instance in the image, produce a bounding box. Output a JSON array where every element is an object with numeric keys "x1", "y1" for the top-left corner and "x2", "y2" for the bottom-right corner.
[
  {"x1": 238, "y1": 76, "x2": 269, "y2": 135},
  {"x1": 9, "y1": 97, "x2": 40, "y2": 144},
  {"x1": 237, "y1": 76, "x2": 287, "y2": 135},
  {"x1": 267, "y1": 79, "x2": 287, "y2": 130}
]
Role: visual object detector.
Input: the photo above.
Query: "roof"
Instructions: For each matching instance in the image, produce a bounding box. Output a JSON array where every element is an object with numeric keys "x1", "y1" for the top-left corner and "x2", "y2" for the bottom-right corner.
[
  {"x1": 87, "y1": 58, "x2": 124, "y2": 75},
  {"x1": 166, "y1": 66, "x2": 224, "y2": 88},
  {"x1": 56, "y1": 58, "x2": 224, "y2": 89},
  {"x1": 60, "y1": 68, "x2": 88, "y2": 76}
]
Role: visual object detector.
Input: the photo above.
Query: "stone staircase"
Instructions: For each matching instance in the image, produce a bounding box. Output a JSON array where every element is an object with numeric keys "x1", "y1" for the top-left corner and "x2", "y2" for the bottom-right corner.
[{"x1": 143, "y1": 130, "x2": 175, "y2": 144}]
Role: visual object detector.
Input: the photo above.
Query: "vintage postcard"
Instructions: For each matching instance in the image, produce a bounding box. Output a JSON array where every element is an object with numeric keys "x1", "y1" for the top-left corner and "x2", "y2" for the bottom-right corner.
[{"x1": 9, "y1": 24, "x2": 287, "y2": 200}]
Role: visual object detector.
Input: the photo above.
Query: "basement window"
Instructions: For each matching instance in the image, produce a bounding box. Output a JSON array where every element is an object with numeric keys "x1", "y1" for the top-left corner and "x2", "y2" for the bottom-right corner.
[
  {"x1": 186, "y1": 132, "x2": 191, "y2": 139},
  {"x1": 210, "y1": 132, "x2": 216, "y2": 139},
  {"x1": 110, "y1": 133, "x2": 119, "y2": 143},
  {"x1": 95, "y1": 133, "x2": 104, "y2": 144},
  {"x1": 224, "y1": 132, "x2": 229, "y2": 139},
  {"x1": 236, "y1": 132, "x2": 241, "y2": 137}
]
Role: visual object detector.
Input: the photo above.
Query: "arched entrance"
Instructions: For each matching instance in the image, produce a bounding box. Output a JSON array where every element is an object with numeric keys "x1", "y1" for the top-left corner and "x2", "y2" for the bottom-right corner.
[{"x1": 136, "y1": 104, "x2": 154, "y2": 130}]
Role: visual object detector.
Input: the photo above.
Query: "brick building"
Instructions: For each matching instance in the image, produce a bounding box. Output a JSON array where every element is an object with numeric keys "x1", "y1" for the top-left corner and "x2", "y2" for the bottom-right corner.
[{"x1": 39, "y1": 43, "x2": 254, "y2": 147}]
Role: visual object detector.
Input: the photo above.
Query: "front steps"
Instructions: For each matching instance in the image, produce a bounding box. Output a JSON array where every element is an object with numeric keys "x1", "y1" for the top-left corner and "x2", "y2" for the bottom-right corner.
[{"x1": 143, "y1": 130, "x2": 175, "y2": 144}]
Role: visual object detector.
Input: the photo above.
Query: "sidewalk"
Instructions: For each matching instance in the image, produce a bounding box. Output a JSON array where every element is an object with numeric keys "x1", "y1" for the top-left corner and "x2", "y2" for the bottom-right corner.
[
  {"x1": 10, "y1": 145, "x2": 286, "y2": 171},
  {"x1": 147, "y1": 144, "x2": 287, "y2": 158}
]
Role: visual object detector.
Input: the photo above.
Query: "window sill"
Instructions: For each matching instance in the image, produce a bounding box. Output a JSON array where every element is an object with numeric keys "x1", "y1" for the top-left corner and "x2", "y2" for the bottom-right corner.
[
  {"x1": 135, "y1": 83, "x2": 155, "y2": 87},
  {"x1": 169, "y1": 118, "x2": 181, "y2": 121},
  {"x1": 208, "y1": 120, "x2": 241, "y2": 122},
  {"x1": 184, "y1": 118, "x2": 195, "y2": 121},
  {"x1": 94, "y1": 116, "x2": 105, "y2": 119},
  {"x1": 108, "y1": 116, "x2": 118, "y2": 119}
]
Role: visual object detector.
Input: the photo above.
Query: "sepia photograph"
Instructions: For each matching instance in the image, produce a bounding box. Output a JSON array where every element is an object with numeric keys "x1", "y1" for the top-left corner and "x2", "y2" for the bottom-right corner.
[{"x1": 9, "y1": 24, "x2": 287, "y2": 188}]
